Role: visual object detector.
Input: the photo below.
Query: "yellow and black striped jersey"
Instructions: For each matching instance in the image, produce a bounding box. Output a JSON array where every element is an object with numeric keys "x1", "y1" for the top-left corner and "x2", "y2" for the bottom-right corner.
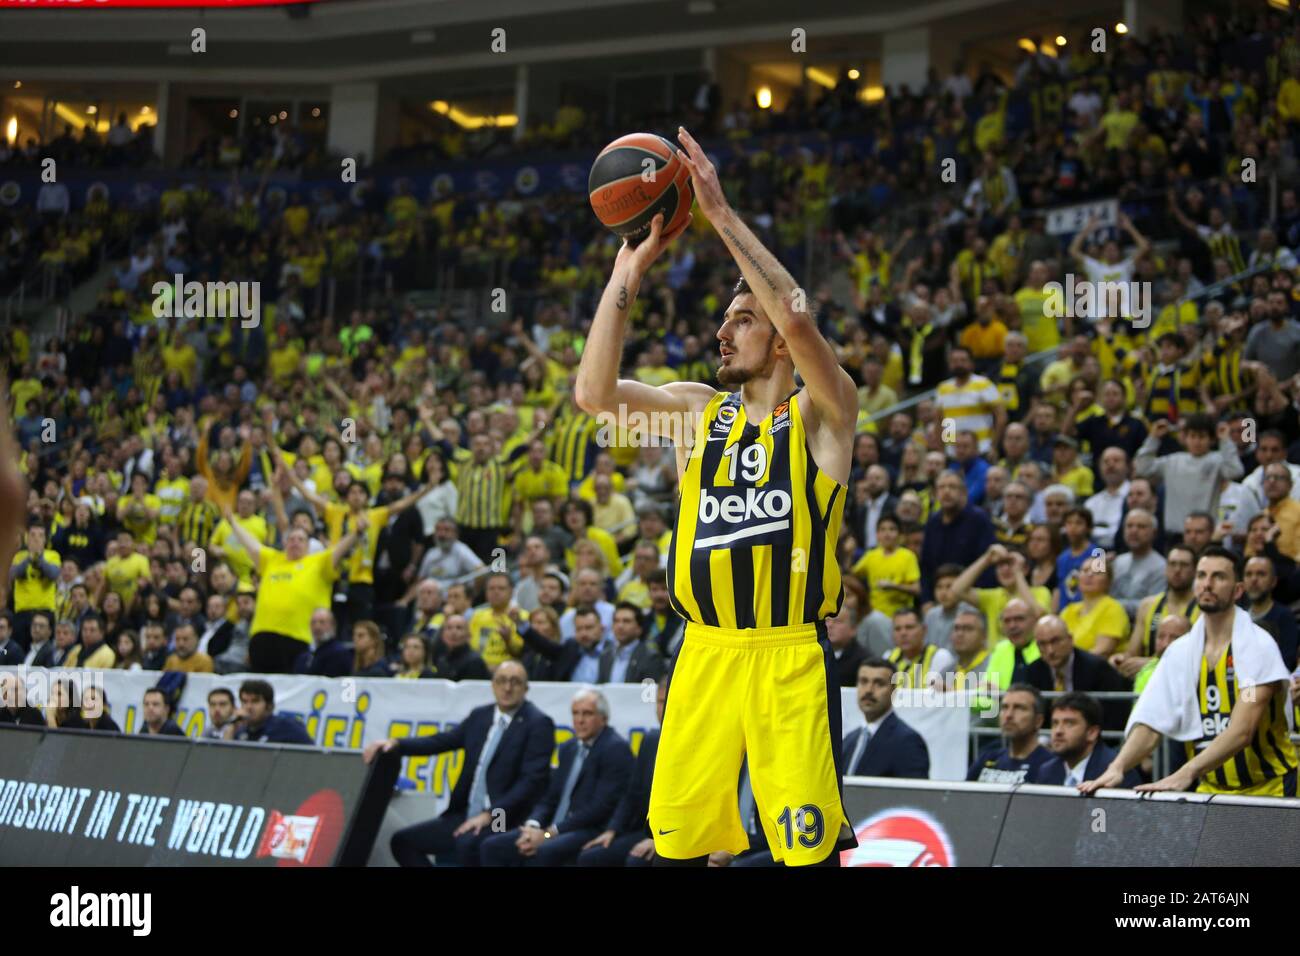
[
  {"x1": 668, "y1": 390, "x2": 845, "y2": 630},
  {"x1": 1187, "y1": 643, "x2": 1297, "y2": 794}
]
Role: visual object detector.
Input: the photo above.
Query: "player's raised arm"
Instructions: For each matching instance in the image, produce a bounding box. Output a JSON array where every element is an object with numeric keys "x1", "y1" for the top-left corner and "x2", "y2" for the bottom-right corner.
[
  {"x1": 574, "y1": 213, "x2": 715, "y2": 444},
  {"x1": 675, "y1": 127, "x2": 858, "y2": 434}
]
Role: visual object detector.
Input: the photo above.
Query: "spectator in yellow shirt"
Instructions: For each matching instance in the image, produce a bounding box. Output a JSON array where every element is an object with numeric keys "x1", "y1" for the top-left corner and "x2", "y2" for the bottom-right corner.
[
  {"x1": 1059, "y1": 563, "x2": 1130, "y2": 657},
  {"x1": 1050, "y1": 436, "x2": 1095, "y2": 500},
  {"x1": 851, "y1": 515, "x2": 920, "y2": 620},
  {"x1": 163, "y1": 622, "x2": 215, "y2": 673},
  {"x1": 958, "y1": 295, "x2": 1009, "y2": 377},
  {"x1": 117, "y1": 472, "x2": 163, "y2": 544},
  {"x1": 103, "y1": 531, "x2": 152, "y2": 611}
]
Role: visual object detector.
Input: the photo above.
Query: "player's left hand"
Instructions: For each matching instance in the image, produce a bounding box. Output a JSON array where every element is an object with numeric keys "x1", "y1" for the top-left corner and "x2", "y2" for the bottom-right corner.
[
  {"x1": 615, "y1": 212, "x2": 690, "y2": 279},
  {"x1": 1135, "y1": 768, "x2": 1194, "y2": 794},
  {"x1": 675, "y1": 127, "x2": 728, "y2": 220}
]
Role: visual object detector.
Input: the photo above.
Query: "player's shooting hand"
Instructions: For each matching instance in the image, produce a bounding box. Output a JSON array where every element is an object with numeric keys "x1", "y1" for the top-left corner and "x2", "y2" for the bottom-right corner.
[
  {"x1": 615, "y1": 213, "x2": 688, "y2": 280},
  {"x1": 675, "y1": 126, "x2": 727, "y2": 220}
]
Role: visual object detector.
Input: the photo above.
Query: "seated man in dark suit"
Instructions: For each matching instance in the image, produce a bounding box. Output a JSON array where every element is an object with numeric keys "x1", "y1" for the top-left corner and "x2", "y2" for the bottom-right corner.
[
  {"x1": 518, "y1": 605, "x2": 609, "y2": 682},
  {"x1": 367, "y1": 660, "x2": 555, "y2": 867},
  {"x1": 596, "y1": 604, "x2": 665, "y2": 684},
  {"x1": 230, "y1": 679, "x2": 312, "y2": 744},
  {"x1": 842, "y1": 658, "x2": 930, "y2": 778},
  {"x1": 479, "y1": 688, "x2": 633, "y2": 866},
  {"x1": 1035, "y1": 691, "x2": 1141, "y2": 788},
  {"x1": 576, "y1": 679, "x2": 665, "y2": 867},
  {"x1": 137, "y1": 688, "x2": 187, "y2": 737},
  {"x1": 293, "y1": 608, "x2": 353, "y2": 678},
  {"x1": 1025, "y1": 615, "x2": 1132, "y2": 730}
]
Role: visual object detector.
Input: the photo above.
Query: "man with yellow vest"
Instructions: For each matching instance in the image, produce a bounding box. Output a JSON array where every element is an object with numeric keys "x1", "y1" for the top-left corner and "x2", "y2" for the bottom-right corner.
[
  {"x1": 886, "y1": 607, "x2": 956, "y2": 690},
  {"x1": 10, "y1": 523, "x2": 60, "y2": 651}
]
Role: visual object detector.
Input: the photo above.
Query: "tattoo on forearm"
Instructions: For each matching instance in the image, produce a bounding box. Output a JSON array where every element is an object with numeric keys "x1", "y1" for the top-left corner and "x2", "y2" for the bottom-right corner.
[
  {"x1": 721, "y1": 224, "x2": 779, "y2": 292},
  {"x1": 617, "y1": 286, "x2": 628, "y2": 310}
]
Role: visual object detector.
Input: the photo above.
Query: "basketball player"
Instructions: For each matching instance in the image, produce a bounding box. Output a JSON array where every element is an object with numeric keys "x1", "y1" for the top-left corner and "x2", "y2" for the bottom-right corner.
[
  {"x1": 1081, "y1": 546, "x2": 1297, "y2": 797},
  {"x1": 574, "y1": 127, "x2": 859, "y2": 866}
]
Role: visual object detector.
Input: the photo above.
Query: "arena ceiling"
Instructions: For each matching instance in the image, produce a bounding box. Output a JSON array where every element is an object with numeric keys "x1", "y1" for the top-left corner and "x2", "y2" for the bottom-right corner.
[{"x1": 0, "y1": 0, "x2": 1083, "y2": 82}]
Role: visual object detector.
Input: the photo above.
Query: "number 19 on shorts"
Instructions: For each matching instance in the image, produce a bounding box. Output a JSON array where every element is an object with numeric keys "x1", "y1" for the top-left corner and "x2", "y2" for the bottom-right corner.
[{"x1": 776, "y1": 805, "x2": 824, "y2": 850}]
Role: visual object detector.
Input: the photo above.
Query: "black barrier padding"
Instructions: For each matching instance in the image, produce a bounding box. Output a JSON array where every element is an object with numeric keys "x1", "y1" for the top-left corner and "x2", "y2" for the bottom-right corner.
[
  {"x1": 338, "y1": 750, "x2": 400, "y2": 867},
  {"x1": 842, "y1": 784, "x2": 1011, "y2": 867},
  {"x1": 995, "y1": 794, "x2": 1207, "y2": 867},
  {"x1": 157, "y1": 742, "x2": 281, "y2": 866},
  {"x1": 0, "y1": 727, "x2": 397, "y2": 867},
  {"x1": 261, "y1": 748, "x2": 367, "y2": 866},
  {"x1": 0, "y1": 727, "x2": 44, "y2": 864},
  {"x1": 2, "y1": 731, "x2": 193, "y2": 867},
  {"x1": 1194, "y1": 804, "x2": 1300, "y2": 866}
]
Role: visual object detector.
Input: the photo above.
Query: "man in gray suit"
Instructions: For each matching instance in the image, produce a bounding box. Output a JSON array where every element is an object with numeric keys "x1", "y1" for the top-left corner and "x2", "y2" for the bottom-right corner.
[{"x1": 597, "y1": 603, "x2": 665, "y2": 684}]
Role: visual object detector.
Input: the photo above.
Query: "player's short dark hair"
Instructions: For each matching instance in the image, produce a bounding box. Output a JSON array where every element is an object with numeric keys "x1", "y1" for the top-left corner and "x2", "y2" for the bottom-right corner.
[
  {"x1": 208, "y1": 687, "x2": 235, "y2": 706},
  {"x1": 572, "y1": 604, "x2": 601, "y2": 623},
  {"x1": 734, "y1": 276, "x2": 752, "y2": 296},
  {"x1": 239, "y1": 679, "x2": 275, "y2": 708},
  {"x1": 1005, "y1": 683, "x2": 1045, "y2": 717},
  {"x1": 1185, "y1": 510, "x2": 1215, "y2": 530},
  {"x1": 1051, "y1": 691, "x2": 1103, "y2": 728},
  {"x1": 1197, "y1": 544, "x2": 1244, "y2": 582},
  {"x1": 142, "y1": 687, "x2": 171, "y2": 714},
  {"x1": 29, "y1": 609, "x2": 54, "y2": 631},
  {"x1": 859, "y1": 657, "x2": 897, "y2": 676},
  {"x1": 935, "y1": 563, "x2": 964, "y2": 582},
  {"x1": 876, "y1": 513, "x2": 901, "y2": 533}
]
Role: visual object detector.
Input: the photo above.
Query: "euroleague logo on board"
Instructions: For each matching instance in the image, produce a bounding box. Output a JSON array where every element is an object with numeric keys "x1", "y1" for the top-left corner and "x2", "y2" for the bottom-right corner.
[{"x1": 841, "y1": 809, "x2": 955, "y2": 867}]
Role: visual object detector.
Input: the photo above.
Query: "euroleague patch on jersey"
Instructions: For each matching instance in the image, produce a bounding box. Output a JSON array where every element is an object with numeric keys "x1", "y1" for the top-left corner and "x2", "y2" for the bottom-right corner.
[
  {"x1": 693, "y1": 483, "x2": 793, "y2": 549},
  {"x1": 841, "y1": 809, "x2": 955, "y2": 867},
  {"x1": 769, "y1": 400, "x2": 792, "y2": 434}
]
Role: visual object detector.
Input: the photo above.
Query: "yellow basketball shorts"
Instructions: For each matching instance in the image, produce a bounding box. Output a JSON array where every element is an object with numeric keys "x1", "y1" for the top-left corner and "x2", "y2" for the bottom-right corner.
[{"x1": 647, "y1": 620, "x2": 857, "y2": 866}]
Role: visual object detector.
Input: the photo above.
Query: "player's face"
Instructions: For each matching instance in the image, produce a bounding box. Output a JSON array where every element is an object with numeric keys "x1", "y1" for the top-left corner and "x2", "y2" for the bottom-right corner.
[
  {"x1": 1194, "y1": 556, "x2": 1243, "y2": 614},
  {"x1": 716, "y1": 295, "x2": 778, "y2": 387}
]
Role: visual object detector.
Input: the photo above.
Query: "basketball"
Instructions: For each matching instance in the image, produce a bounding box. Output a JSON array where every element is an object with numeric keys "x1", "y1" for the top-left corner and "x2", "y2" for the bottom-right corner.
[{"x1": 588, "y1": 132, "x2": 694, "y2": 245}]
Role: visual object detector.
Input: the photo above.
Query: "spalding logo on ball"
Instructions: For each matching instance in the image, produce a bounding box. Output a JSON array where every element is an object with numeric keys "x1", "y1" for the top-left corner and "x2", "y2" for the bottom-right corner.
[
  {"x1": 841, "y1": 809, "x2": 955, "y2": 867},
  {"x1": 588, "y1": 132, "x2": 694, "y2": 246}
]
